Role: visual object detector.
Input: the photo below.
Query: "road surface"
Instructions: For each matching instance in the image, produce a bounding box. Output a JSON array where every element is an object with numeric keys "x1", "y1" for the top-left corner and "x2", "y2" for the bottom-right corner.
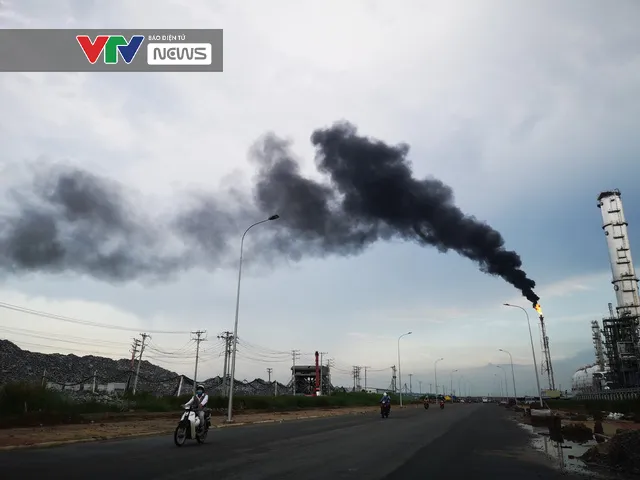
[{"x1": 0, "y1": 404, "x2": 585, "y2": 479}]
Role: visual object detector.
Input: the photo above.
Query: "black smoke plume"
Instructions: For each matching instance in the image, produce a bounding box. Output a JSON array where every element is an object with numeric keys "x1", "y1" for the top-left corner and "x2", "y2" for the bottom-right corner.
[{"x1": 0, "y1": 121, "x2": 538, "y2": 304}]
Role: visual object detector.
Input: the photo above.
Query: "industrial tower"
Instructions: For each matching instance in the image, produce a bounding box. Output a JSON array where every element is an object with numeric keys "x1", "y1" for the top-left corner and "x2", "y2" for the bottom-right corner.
[{"x1": 597, "y1": 189, "x2": 640, "y2": 388}]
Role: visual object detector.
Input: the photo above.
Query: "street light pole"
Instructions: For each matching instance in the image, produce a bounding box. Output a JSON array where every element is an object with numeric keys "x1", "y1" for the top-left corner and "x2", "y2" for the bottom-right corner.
[
  {"x1": 494, "y1": 373, "x2": 504, "y2": 398},
  {"x1": 499, "y1": 348, "x2": 518, "y2": 404},
  {"x1": 458, "y1": 375, "x2": 464, "y2": 398},
  {"x1": 397, "y1": 332, "x2": 412, "y2": 407},
  {"x1": 226, "y1": 215, "x2": 280, "y2": 422},
  {"x1": 449, "y1": 369, "x2": 458, "y2": 396},
  {"x1": 434, "y1": 358, "x2": 444, "y2": 399},
  {"x1": 496, "y1": 365, "x2": 509, "y2": 401},
  {"x1": 503, "y1": 303, "x2": 544, "y2": 408}
]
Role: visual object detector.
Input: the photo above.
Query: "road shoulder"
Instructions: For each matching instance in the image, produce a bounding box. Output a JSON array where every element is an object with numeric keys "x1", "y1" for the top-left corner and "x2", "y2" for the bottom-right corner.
[{"x1": 0, "y1": 405, "x2": 385, "y2": 450}]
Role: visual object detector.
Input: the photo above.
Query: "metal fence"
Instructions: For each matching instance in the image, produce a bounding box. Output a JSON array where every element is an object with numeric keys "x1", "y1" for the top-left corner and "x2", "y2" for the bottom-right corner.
[{"x1": 574, "y1": 387, "x2": 640, "y2": 401}]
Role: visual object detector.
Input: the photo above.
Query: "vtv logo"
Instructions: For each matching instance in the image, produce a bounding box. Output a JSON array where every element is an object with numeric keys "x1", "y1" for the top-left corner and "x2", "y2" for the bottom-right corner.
[{"x1": 76, "y1": 35, "x2": 145, "y2": 64}]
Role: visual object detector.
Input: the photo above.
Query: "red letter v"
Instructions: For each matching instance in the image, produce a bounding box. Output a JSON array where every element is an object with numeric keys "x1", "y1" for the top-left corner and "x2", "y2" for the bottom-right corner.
[{"x1": 76, "y1": 35, "x2": 109, "y2": 64}]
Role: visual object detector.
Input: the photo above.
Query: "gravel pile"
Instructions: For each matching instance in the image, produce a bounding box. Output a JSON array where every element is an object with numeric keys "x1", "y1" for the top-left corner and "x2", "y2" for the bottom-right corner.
[
  {"x1": 1, "y1": 339, "x2": 335, "y2": 397},
  {"x1": 0, "y1": 339, "x2": 180, "y2": 395},
  {"x1": 581, "y1": 429, "x2": 640, "y2": 475}
]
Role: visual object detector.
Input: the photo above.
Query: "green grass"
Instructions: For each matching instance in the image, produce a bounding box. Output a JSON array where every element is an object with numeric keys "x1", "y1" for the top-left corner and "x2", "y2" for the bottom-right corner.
[{"x1": 0, "y1": 382, "x2": 411, "y2": 424}]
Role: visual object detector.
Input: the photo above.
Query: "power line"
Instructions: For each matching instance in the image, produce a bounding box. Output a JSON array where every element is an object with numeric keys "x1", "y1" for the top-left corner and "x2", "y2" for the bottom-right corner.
[
  {"x1": 4, "y1": 339, "x2": 123, "y2": 357},
  {"x1": 0, "y1": 325, "x2": 131, "y2": 349},
  {"x1": 0, "y1": 300, "x2": 190, "y2": 334}
]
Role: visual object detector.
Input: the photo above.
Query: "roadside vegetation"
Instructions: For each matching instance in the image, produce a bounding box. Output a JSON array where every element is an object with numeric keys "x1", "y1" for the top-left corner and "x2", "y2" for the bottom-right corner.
[{"x1": 0, "y1": 382, "x2": 418, "y2": 428}]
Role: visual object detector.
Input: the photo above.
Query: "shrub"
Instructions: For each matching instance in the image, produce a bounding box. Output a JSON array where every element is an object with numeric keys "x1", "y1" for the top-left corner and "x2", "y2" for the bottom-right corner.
[{"x1": 0, "y1": 381, "x2": 395, "y2": 422}]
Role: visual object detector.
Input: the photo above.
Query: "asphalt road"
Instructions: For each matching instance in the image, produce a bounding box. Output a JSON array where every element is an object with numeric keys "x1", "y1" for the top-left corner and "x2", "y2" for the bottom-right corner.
[{"x1": 0, "y1": 404, "x2": 588, "y2": 479}]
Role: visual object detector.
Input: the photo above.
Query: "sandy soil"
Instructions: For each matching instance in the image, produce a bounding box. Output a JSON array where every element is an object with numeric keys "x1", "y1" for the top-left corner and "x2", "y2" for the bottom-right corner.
[{"x1": 0, "y1": 406, "x2": 384, "y2": 448}]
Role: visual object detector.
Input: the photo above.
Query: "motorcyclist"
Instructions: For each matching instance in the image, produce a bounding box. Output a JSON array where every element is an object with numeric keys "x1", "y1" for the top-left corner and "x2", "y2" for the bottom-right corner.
[
  {"x1": 183, "y1": 384, "x2": 209, "y2": 430},
  {"x1": 380, "y1": 392, "x2": 391, "y2": 409}
]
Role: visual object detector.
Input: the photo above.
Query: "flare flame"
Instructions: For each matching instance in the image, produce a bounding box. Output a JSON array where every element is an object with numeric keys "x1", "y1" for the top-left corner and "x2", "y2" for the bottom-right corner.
[{"x1": 533, "y1": 303, "x2": 543, "y2": 316}]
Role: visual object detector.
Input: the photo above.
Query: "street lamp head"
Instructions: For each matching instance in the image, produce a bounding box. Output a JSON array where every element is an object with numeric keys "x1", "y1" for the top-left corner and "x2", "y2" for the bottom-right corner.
[
  {"x1": 407, "y1": 331, "x2": 413, "y2": 335},
  {"x1": 498, "y1": 348, "x2": 504, "y2": 352},
  {"x1": 268, "y1": 214, "x2": 280, "y2": 221},
  {"x1": 503, "y1": 303, "x2": 511, "y2": 306}
]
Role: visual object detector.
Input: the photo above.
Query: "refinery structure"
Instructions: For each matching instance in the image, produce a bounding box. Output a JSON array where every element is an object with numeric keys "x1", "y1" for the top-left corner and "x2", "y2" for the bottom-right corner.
[{"x1": 572, "y1": 189, "x2": 640, "y2": 394}]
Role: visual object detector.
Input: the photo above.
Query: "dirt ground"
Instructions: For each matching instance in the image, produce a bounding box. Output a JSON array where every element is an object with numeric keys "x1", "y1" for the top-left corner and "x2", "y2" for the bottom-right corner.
[
  {"x1": 572, "y1": 419, "x2": 640, "y2": 437},
  {"x1": 0, "y1": 406, "x2": 383, "y2": 448},
  {"x1": 518, "y1": 411, "x2": 640, "y2": 437}
]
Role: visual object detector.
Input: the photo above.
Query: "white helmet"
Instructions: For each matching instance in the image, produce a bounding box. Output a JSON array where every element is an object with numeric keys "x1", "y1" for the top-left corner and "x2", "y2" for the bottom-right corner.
[{"x1": 383, "y1": 392, "x2": 388, "y2": 396}]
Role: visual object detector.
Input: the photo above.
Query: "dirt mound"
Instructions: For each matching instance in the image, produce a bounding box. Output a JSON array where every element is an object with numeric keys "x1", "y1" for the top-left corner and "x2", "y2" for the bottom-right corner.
[
  {"x1": 581, "y1": 429, "x2": 640, "y2": 475},
  {"x1": 561, "y1": 422, "x2": 593, "y2": 443}
]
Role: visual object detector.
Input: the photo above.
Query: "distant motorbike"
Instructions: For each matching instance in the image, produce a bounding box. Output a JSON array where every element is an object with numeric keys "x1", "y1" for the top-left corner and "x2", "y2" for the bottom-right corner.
[
  {"x1": 174, "y1": 406, "x2": 211, "y2": 446},
  {"x1": 380, "y1": 402, "x2": 391, "y2": 418},
  {"x1": 439, "y1": 401, "x2": 445, "y2": 410},
  {"x1": 423, "y1": 400, "x2": 429, "y2": 410}
]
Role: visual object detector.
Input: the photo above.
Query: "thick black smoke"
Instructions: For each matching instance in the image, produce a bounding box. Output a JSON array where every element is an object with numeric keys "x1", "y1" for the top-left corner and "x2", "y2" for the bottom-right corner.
[{"x1": 0, "y1": 121, "x2": 538, "y2": 304}]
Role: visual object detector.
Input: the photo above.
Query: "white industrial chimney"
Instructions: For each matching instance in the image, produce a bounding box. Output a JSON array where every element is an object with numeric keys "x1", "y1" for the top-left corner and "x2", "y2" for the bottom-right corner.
[{"x1": 597, "y1": 189, "x2": 640, "y2": 317}]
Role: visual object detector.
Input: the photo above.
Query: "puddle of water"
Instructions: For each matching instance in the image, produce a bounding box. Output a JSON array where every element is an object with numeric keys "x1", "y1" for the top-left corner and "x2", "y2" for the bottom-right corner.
[
  {"x1": 516, "y1": 421, "x2": 620, "y2": 478},
  {"x1": 531, "y1": 434, "x2": 596, "y2": 475}
]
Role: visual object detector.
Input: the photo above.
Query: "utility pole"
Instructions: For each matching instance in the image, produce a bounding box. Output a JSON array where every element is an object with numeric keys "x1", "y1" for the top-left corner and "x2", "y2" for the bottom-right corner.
[
  {"x1": 132, "y1": 333, "x2": 150, "y2": 395},
  {"x1": 429, "y1": 383, "x2": 432, "y2": 395},
  {"x1": 409, "y1": 373, "x2": 413, "y2": 394},
  {"x1": 291, "y1": 350, "x2": 300, "y2": 395},
  {"x1": 390, "y1": 365, "x2": 397, "y2": 393},
  {"x1": 362, "y1": 366, "x2": 370, "y2": 390},
  {"x1": 419, "y1": 381, "x2": 422, "y2": 394},
  {"x1": 217, "y1": 331, "x2": 233, "y2": 396},
  {"x1": 130, "y1": 338, "x2": 141, "y2": 371},
  {"x1": 319, "y1": 352, "x2": 328, "y2": 394},
  {"x1": 266, "y1": 367, "x2": 273, "y2": 382},
  {"x1": 192, "y1": 330, "x2": 207, "y2": 396}
]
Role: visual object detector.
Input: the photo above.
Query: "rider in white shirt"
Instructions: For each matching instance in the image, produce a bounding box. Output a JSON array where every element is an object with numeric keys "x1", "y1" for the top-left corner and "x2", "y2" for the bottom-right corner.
[{"x1": 183, "y1": 384, "x2": 209, "y2": 430}]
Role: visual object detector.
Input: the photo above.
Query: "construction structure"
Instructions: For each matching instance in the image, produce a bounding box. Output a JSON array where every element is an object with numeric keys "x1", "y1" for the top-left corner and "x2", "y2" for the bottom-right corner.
[
  {"x1": 290, "y1": 351, "x2": 332, "y2": 395},
  {"x1": 575, "y1": 190, "x2": 640, "y2": 393},
  {"x1": 598, "y1": 190, "x2": 640, "y2": 388},
  {"x1": 572, "y1": 190, "x2": 640, "y2": 393}
]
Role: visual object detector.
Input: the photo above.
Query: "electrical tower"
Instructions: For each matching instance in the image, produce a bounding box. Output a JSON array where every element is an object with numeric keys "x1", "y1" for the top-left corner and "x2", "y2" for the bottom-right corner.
[
  {"x1": 217, "y1": 331, "x2": 233, "y2": 396},
  {"x1": 408, "y1": 373, "x2": 413, "y2": 393},
  {"x1": 319, "y1": 352, "x2": 328, "y2": 394},
  {"x1": 266, "y1": 367, "x2": 273, "y2": 382},
  {"x1": 191, "y1": 330, "x2": 207, "y2": 395},
  {"x1": 327, "y1": 358, "x2": 335, "y2": 395},
  {"x1": 352, "y1": 366, "x2": 362, "y2": 391},
  {"x1": 132, "y1": 333, "x2": 150, "y2": 395},
  {"x1": 389, "y1": 365, "x2": 397, "y2": 393},
  {"x1": 291, "y1": 350, "x2": 300, "y2": 395}
]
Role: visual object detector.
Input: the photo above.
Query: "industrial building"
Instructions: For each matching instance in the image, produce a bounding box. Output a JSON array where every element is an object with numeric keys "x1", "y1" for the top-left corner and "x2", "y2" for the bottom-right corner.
[{"x1": 572, "y1": 189, "x2": 640, "y2": 393}]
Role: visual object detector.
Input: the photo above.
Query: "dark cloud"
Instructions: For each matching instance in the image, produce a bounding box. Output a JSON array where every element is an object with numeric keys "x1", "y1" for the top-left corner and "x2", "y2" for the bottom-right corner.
[{"x1": 0, "y1": 121, "x2": 539, "y2": 304}]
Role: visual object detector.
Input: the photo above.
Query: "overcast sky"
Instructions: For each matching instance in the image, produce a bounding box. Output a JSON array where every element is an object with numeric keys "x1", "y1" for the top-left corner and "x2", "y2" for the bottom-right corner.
[{"x1": 1, "y1": 0, "x2": 639, "y2": 396}]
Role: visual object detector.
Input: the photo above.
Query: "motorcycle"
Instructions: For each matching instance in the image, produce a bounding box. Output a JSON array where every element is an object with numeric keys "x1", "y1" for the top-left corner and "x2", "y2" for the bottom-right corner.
[
  {"x1": 174, "y1": 406, "x2": 211, "y2": 446},
  {"x1": 439, "y1": 401, "x2": 445, "y2": 410},
  {"x1": 380, "y1": 402, "x2": 391, "y2": 418},
  {"x1": 423, "y1": 399, "x2": 429, "y2": 410}
]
